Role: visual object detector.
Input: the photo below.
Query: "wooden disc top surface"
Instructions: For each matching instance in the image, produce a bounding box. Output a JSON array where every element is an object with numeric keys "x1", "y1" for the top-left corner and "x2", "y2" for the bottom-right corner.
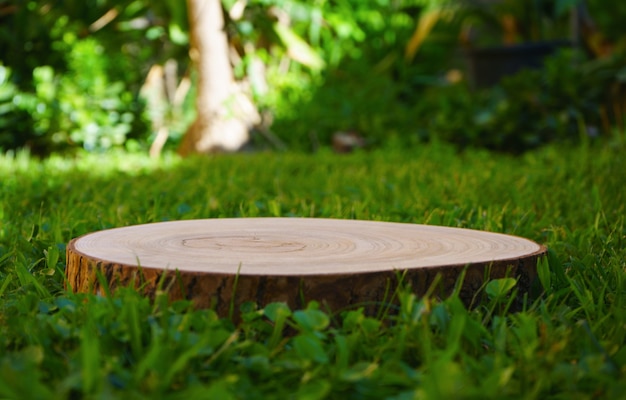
[{"x1": 70, "y1": 218, "x2": 543, "y2": 275}]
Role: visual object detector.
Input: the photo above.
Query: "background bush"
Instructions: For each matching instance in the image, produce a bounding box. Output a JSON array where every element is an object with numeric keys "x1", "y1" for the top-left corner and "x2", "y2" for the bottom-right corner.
[
  {"x1": 0, "y1": 0, "x2": 624, "y2": 155},
  {"x1": 428, "y1": 50, "x2": 626, "y2": 152}
]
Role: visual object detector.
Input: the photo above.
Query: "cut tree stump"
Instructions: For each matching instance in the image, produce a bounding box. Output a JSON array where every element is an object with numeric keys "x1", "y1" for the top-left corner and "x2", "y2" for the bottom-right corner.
[{"x1": 66, "y1": 218, "x2": 546, "y2": 315}]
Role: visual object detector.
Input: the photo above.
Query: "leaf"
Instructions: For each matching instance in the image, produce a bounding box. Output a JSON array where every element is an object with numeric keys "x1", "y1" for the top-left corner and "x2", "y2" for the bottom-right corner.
[
  {"x1": 296, "y1": 379, "x2": 331, "y2": 400},
  {"x1": 0, "y1": 65, "x2": 10, "y2": 83},
  {"x1": 45, "y1": 244, "x2": 59, "y2": 269},
  {"x1": 405, "y1": 9, "x2": 443, "y2": 61},
  {"x1": 293, "y1": 309, "x2": 329, "y2": 332},
  {"x1": 293, "y1": 333, "x2": 329, "y2": 364},
  {"x1": 554, "y1": 0, "x2": 580, "y2": 17},
  {"x1": 165, "y1": 0, "x2": 189, "y2": 45},
  {"x1": 168, "y1": 24, "x2": 188, "y2": 46},
  {"x1": 360, "y1": 317, "x2": 381, "y2": 335},
  {"x1": 536, "y1": 255, "x2": 551, "y2": 292},
  {"x1": 264, "y1": 302, "x2": 291, "y2": 322},
  {"x1": 80, "y1": 320, "x2": 101, "y2": 395},
  {"x1": 547, "y1": 248, "x2": 566, "y2": 284},
  {"x1": 429, "y1": 303, "x2": 450, "y2": 331},
  {"x1": 192, "y1": 377, "x2": 238, "y2": 400},
  {"x1": 342, "y1": 308, "x2": 365, "y2": 331},
  {"x1": 334, "y1": 334, "x2": 349, "y2": 369},
  {"x1": 485, "y1": 278, "x2": 517, "y2": 300},
  {"x1": 339, "y1": 362, "x2": 379, "y2": 382},
  {"x1": 273, "y1": 23, "x2": 325, "y2": 71}
]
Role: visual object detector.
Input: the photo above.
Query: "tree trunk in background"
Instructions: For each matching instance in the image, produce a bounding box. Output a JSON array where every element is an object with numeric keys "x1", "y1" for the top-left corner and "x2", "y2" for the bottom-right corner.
[{"x1": 179, "y1": 0, "x2": 259, "y2": 155}]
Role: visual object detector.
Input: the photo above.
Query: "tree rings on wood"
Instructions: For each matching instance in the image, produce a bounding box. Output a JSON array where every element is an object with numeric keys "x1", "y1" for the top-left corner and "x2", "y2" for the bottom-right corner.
[{"x1": 66, "y1": 218, "x2": 546, "y2": 314}]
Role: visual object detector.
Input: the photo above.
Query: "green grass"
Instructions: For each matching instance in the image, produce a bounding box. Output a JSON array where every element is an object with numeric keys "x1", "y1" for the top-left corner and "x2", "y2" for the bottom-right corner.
[{"x1": 1, "y1": 141, "x2": 625, "y2": 399}]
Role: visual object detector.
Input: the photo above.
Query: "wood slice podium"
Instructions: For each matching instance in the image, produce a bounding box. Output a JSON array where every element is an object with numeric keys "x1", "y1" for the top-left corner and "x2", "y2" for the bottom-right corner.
[{"x1": 66, "y1": 218, "x2": 546, "y2": 315}]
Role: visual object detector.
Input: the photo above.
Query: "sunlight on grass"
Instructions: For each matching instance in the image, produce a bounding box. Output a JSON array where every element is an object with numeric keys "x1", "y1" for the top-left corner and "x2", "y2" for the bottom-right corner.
[{"x1": 1, "y1": 141, "x2": 625, "y2": 397}]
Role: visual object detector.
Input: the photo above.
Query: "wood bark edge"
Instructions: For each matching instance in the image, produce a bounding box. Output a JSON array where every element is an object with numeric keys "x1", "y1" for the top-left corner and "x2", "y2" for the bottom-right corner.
[{"x1": 66, "y1": 238, "x2": 547, "y2": 316}]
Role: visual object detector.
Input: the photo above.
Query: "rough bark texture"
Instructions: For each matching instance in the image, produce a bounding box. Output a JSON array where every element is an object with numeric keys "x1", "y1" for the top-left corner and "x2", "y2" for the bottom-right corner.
[
  {"x1": 66, "y1": 249, "x2": 545, "y2": 316},
  {"x1": 178, "y1": 0, "x2": 259, "y2": 155},
  {"x1": 65, "y1": 219, "x2": 547, "y2": 316}
]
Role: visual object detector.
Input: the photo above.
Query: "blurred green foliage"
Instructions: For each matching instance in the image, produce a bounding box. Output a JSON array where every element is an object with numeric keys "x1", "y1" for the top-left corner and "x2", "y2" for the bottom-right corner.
[
  {"x1": 428, "y1": 50, "x2": 626, "y2": 152},
  {"x1": 0, "y1": 0, "x2": 183, "y2": 153},
  {"x1": 0, "y1": 0, "x2": 624, "y2": 155},
  {"x1": 587, "y1": 0, "x2": 626, "y2": 46}
]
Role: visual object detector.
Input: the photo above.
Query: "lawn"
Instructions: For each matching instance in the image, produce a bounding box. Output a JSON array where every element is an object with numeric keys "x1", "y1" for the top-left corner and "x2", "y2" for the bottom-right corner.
[{"x1": 1, "y1": 140, "x2": 625, "y2": 399}]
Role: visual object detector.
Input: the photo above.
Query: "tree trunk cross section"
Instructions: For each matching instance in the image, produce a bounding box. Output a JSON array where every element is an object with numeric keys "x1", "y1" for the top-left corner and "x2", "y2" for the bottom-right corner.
[{"x1": 66, "y1": 218, "x2": 546, "y2": 314}]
